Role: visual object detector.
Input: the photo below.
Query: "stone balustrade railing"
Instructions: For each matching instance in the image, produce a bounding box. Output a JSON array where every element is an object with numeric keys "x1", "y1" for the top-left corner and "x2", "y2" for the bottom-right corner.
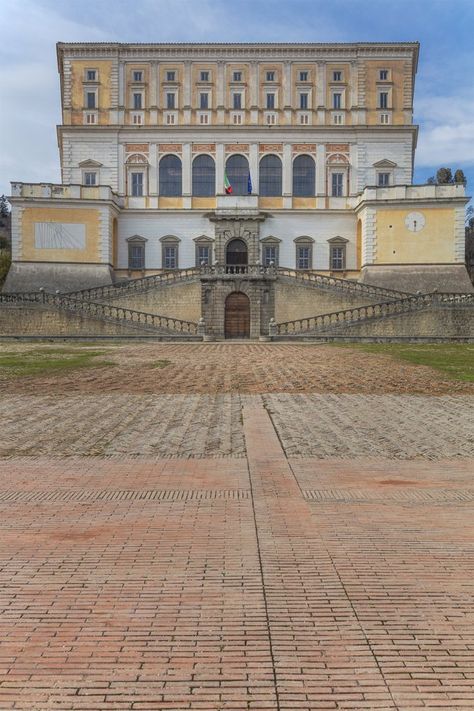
[{"x1": 276, "y1": 267, "x2": 411, "y2": 299}]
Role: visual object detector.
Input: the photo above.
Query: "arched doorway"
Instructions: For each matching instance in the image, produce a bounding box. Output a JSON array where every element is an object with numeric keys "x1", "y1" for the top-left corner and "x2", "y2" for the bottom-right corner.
[
  {"x1": 225, "y1": 292, "x2": 250, "y2": 339},
  {"x1": 226, "y1": 239, "x2": 248, "y2": 273}
]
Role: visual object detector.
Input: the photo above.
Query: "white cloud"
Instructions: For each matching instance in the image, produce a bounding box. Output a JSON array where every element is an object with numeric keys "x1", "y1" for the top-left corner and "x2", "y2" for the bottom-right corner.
[{"x1": 415, "y1": 94, "x2": 474, "y2": 167}]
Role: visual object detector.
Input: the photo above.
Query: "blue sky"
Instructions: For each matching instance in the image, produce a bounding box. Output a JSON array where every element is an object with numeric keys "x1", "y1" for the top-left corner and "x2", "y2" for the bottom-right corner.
[{"x1": 1, "y1": 0, "x2": 473, "y2": 206}]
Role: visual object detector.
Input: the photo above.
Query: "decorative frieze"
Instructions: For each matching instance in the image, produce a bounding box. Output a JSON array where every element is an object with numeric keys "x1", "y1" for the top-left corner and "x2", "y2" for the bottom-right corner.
[
  {"x1": 260, "y1": 144, "x2": 283, "y2": 153},
  {"x1": 125, "y1": 143, "x2": 149, "y2": 153},
  {"x1": 326, "y1": 144, "x2": 349, "y2": 153},
  {"x1": 193, "y1": 143, "x2": 216, "y2": 153},
  {"x1": 292, "y1": 144, "x2": 316, "y2": 153},
  {"x1": 159, "y1": 144, "x2": 182, "y2": 153},
  {"x1": 226, "y1": 144, "x2": 249, "y2": 153}
]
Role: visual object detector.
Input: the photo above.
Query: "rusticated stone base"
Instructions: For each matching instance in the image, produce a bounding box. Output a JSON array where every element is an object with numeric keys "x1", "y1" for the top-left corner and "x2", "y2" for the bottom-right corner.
[{"x1": 359, "y1": 264, "x2": 474, "y2": 293}]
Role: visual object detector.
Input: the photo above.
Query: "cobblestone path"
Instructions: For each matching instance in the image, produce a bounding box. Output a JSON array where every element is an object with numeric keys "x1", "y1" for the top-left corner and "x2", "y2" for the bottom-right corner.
[{"x1": 1, "y1": 344, "x2": 474, "y2": 709}]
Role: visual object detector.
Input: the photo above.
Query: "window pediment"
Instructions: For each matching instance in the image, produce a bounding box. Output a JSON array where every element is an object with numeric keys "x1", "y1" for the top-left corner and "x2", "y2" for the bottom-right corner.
[
  {"x1": 126, "y1": 234, "x2": 148, "y2": 243},
  {"x1": 327, "y1": 153, "x2": 349, "y2": 165},
  {"x1": 294, "y1": 235, "x2": 315, "y2": 243},
  {"x1": 160, "y1": 234, "x2": 181, "y2": 243},
  {"x1": 193, "y1": 235, "x2": 214, "y2": 243},
  {"x1": 373, "y1": 159, "x2": 397, "y2": 168},
  {"x1": 79, "y1": 159, "x2": 103, "y2": 168},
  {"x1": 260, "y1": 235, "x2": 282, "y2": 243},
  {"x1": 126, "y1": 153, "x2": 149, "y2": 165},
  {"x1": 327, "y1": 236, "x2": 349, "y2": 244}
]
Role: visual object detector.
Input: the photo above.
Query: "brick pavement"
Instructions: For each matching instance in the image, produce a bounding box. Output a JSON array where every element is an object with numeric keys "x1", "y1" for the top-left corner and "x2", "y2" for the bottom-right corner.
[{"x1": 1, "y1": 344, "x2": 474, "y2": 709}]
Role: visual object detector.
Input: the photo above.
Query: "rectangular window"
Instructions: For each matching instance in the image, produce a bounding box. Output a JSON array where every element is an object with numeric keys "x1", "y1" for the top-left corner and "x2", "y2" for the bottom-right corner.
[
  {"x1": 133, "y1": 93, "x2": 142, "y2": 109},
  {"x1": 380, "y1": 113, "x2": 390, "y2": 124},
  {"x1": 200, "y1": 71, "x2": 209, "y2": 82},
  {"x1": 379, "y1": 92, "x2": 388, "y2": 109},
  {"x1": 266, "y1": 93, "x2": 275, "y2": 110},
  {"x1": 129, "y1": 244, "x2": 145, "y2": 270},
  {"x1": 331, "y1": 173, "x2": 344, "y2": 197},
  {"x1": 133, "y1": 71, "x2": 143, "y2": 82},
  {"x1": 84, "y1": 172, "x2": 97, "y2": 186},
  {"x1": 233, "y1": 93, "x2": 242, "y2": 110},
  {"x1": 331, "y1": 246, "x2": 344, "y2": 270},
  {"x1": 166, "y1": 71, "x2": 175, "y2": 81},
  {"x1": 233, "y1": 71, "x2": 242, "y2": 82},
  {"x1": 297, "y1": 246, "x2": 311, "y2": 270},
  {"x1": 232, "y1": 112, "x2": 242, "y2": 124},
  {"x1": 131, "y1": 172, "x2": 143, "y2": 197},
  {"x1": 333, "y1": 93, "x2": 341, "y2": 109},
  {"x1": 166, "y1": 92, "x2": 176, "y2": 109},
  {"x1": 86, "y1": 92, "x2": 96, "y2": 109},
  {"x1": 199, "y1": 92, "x2": 209, "y2": 109},
  {"x1": 333, "y1": 71, "x2": 342, "y2": 81},
  {"x1": 299, "y1": 71, "x2": 308, "y2": 81},
  {"x1": 263, "y1": 245, "x2": 278, "y2": 267},
  {"x1": 85, "y1": 113, "x2": 96, "y2": 124},
  {"x1": 299, "y1": 93, "x2": 308, "y2": 110},
  {"x1": 164, "y1": 246, "x2": 177, "y2": 269},
  {"x1": 378, "y1": 172, "x2": 390, "y2": 186},
  {"x1": 86, "y1": 69, "x2": 96, "y2": 81},
  {"x1": 379, "y1": 69, "x2": 388, "y2": 80},
  {"x1": 197, "y1": 245, "x2": 210, "y2": 266},
  {"x1": 333, "y1": 113, "x2": 343, "y2": 125},
  {"x1": 266, "y1": 71, "x2": 275, "y2": 81}
]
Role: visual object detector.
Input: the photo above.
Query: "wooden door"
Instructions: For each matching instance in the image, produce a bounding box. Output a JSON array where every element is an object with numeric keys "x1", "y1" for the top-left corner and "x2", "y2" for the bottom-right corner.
[{"x1": 225, "y1": 292, "x2": 250, "y2": 339}]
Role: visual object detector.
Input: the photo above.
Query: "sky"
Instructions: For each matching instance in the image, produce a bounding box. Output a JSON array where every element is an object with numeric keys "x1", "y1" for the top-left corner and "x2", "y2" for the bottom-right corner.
[{"x1": 1, "y1": 0, "x2": 473, "y2": 209}]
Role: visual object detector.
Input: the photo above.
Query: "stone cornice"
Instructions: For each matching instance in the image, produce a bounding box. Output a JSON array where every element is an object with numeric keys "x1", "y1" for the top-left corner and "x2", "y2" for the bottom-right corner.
[{"x1": 56, "y1": 41, "x2": 419, "y2": 66}]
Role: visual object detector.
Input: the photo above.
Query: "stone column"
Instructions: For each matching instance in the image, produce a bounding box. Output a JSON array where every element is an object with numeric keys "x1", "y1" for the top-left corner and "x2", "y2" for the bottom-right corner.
[
  {"x1": 282, "y1": 143, "x2": 292, "y2": 208},
  {"x1": 250, "y1": 61, "x2": 259, "y2": 124},
  {"x1": 216, "y1": 143, "x2": 225, "y2": 196},
  {"x1": 183, "y1": 60, "x2": 192, "y2": 124},
  {"x1": 217, "y1": 61, "x2": 225, "y2": 124},
  {"x1": 249, "y1": 143, "x2": 259, "y2": 195},
  {"x1": 182, "y1": 142, "x2": 192, "y2": 208}
]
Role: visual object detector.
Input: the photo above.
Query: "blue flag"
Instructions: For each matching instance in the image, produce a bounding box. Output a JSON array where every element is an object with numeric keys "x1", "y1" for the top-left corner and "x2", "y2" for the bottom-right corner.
[{"x1": 247, "y1": 172, "x2": 252, "y2": 195}]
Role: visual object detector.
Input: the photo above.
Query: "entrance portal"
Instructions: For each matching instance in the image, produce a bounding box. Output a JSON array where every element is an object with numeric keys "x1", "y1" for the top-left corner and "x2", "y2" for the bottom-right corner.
[
  {"x1": 226, "y1": 239, "x2": 248, "y2": 273},
  {"x1": 224, "y1": 292, "x2": 250, "y2": 339}
]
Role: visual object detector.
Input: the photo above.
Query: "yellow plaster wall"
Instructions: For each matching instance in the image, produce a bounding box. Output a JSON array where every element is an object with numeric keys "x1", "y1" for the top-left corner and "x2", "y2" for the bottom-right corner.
[
  {"x1": 365, "y1": 60, "x2": 407, "y2": 125},
  {"x1": 159, "y1": 197, "x2": 184, "y2": 209},
  {"x1": 192, "y1": 197, "x2": 216, "y2": 209},
  {"x1": 375, "y1": 208, "x2": 455, "y2": 264},
  {"x1": 259, "y1": 197, "x2": 283, "y2": 209},
  {"x1": 21, "y1": 207, "x2": 101, "y2": 263},
  {"x1": 293, "y1": 197, "x2": 316, "y2": 209},
  {"x1": 70, "y1": 60, "x2": 113, "y2": 125}
]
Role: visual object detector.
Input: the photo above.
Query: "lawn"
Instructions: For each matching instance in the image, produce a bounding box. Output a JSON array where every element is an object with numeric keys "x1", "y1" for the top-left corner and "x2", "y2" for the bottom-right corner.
[
  {"x1": 340, "y1": 343, "x2": 474, "y2": 382},
  {"x1": 0, "y1": 347, "x2": 114, "y2": 378}
]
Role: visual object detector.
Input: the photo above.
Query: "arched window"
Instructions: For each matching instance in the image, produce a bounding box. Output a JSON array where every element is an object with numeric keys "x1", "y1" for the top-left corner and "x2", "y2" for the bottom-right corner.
[
  {"x1": 293, "y1": 155, "x2": 315, "y2": 197},
  {"x1": 192, "y1": 155, "x2": 215, "y2": 196},
  {"x1": 259, "y1": 155, "x2": 282, "y2": 196},
  {"x1": 225, "y1": 154, "x2": 249, "y2": 196},
  {"x1": 159, "y1": 155, "x2": 182, "y2": 196}
]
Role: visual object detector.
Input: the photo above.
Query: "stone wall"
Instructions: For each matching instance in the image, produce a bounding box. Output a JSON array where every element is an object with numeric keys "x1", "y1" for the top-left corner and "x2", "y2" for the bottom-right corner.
[
  {"x1": 275, "y1": 278, "x2": 376, "y2": 323},
  {"x1": 318, "y1": 306, "x2": 474, "y2": 338},
  {"x1": 0, "y1": 304, "x2": 155, "y2": 336},
  {"x1": 104, "y1": 280, "x2": 202, "y2": 322}
]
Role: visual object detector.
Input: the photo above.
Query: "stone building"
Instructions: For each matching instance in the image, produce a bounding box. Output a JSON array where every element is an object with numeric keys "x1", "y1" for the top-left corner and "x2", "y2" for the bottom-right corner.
[{"x1": 4, "y1": 41, "x2": 472, "y2": 337}]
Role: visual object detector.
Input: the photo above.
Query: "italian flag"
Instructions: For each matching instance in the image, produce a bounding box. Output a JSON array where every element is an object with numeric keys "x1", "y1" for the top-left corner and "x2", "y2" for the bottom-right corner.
[{"x1": 224, "y1": 171, "x2": 233, "y2": 194}]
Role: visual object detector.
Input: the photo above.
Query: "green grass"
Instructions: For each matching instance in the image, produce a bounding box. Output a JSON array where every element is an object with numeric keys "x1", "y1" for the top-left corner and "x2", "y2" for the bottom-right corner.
[
  {"x1": 0, "y1": 348, "x2": 115, "y2": 377},
  {"x1": 151, "y1": 359, "x2": 172, "y2": 368},
  {"x1": 339, "y1": 343, "x2": 474, "y2": 382}
]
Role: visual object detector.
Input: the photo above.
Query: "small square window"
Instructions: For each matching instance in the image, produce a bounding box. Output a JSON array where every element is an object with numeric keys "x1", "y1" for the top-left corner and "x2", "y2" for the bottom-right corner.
[
  {"x1": 378, "y1": 172, "x2": 390, "y2": 186},
  {"x1": 380, "y1": 69, "x2": 388, "y2": 81},
  {"x1": 333, "y1": 71, "x2": 342, "y2": 81},
  {"x1": 266, "y1": 71, "x2": 275, "y2": 81},
  {"x1": 85, "y1": 113, "x2": 96, "y2": 125},
  {"x1": 133, "y1": 71, "x2": 143, "y2": 82},
  {"x1": 233, "y1": 71, "x2": 242, "y2": 82},
  {"x1": 166, "y1": 71, "x2": 176, "y2": 82},
  {"x1": 86, "y1": 69, "x2": 97, "y2": 81},
  {"x1": 199, "y1": 93, "x2": 209, "y2": 110},
  {"x1": 233, "y1": 93, "x2": 242, "y2": 110},
  {"x1": 200, "y1": 71, "x2": 209, "y2": 82},
  {"x1": 166, "y1": 92, "x2": 176, "y2": 110},
  {"x1": 299, "y1": 93, "x2": 308, "y2": 110},
  {"x1": 84, "y1": 172, "x2": 97, "y2": 186},
  {"x1": 299, "y1": 71, "x2": 308, "y2": 81},
  {"x1": 266, "y1": 93, "x2": 275, "y2": 110}
]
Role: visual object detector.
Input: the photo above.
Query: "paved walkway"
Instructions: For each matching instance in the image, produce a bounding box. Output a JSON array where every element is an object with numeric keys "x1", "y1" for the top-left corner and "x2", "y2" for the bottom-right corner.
[{"x1": 1, "y1": 398, "x2": 474, "y2": 709}]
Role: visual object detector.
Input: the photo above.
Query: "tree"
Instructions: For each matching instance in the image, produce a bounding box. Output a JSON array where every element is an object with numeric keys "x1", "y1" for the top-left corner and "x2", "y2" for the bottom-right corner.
[
  {"x1": 436, "y1": 167, "x2": 453, "y2": 184},
  {"x1": 427, "y1": 176, "x2": 436, "y2": 185},
  {"x1": 454, "y1": 169, "x2": 467, "y2": 185},
  {"x1": 0, "y1": 195, "x2": 10, "y2": 218}
]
